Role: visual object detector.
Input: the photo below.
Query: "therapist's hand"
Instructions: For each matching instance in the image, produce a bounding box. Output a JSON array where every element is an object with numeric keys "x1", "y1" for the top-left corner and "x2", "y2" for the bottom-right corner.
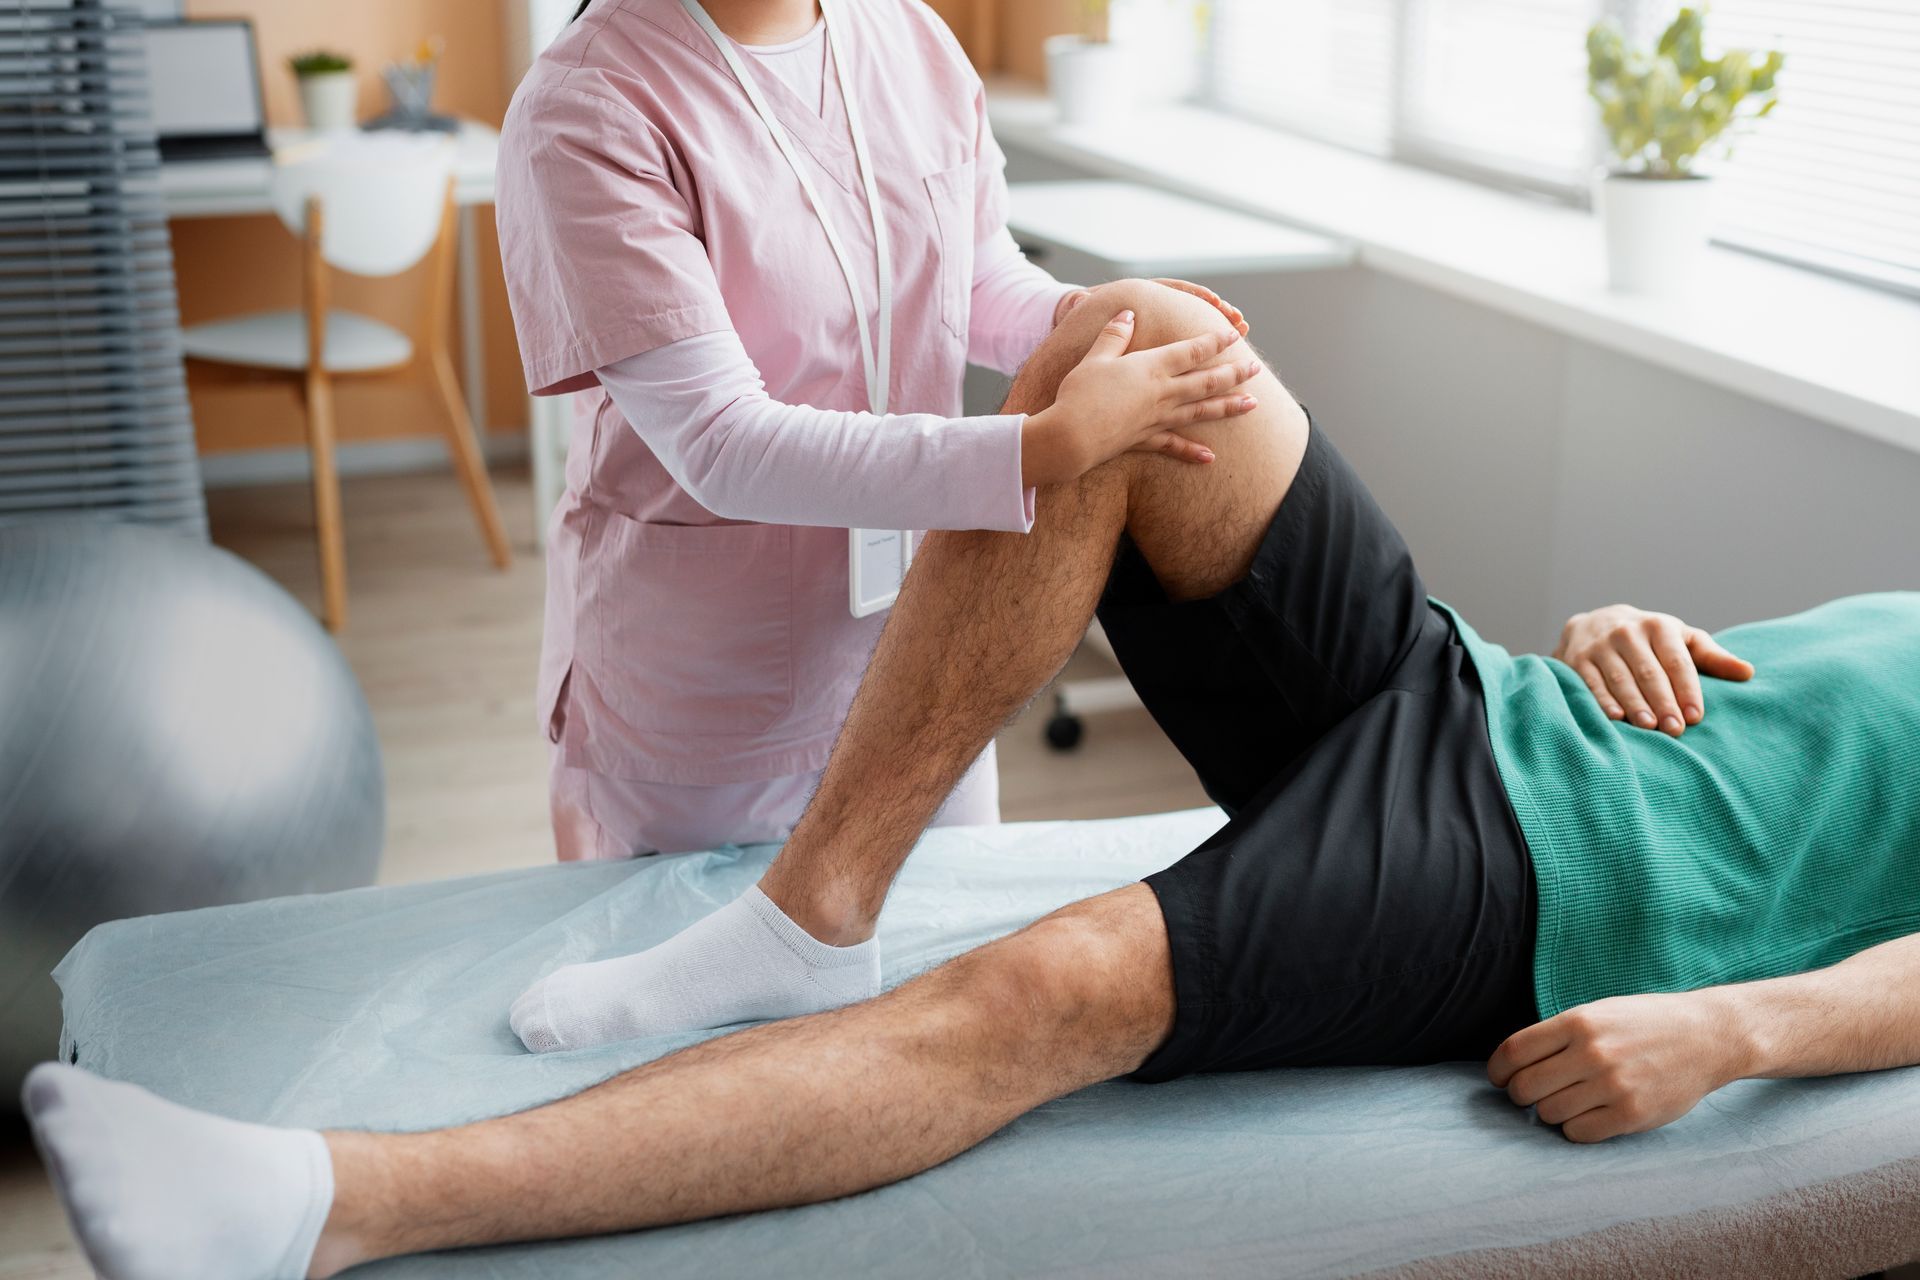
[
  {"x1": 1555, "y1": 604, "x2": 1754, "y2": 737},
  {"x1": 1054, "y1": 282, "x2": 1249, "y2": 338},
  {"x1": 1022, "y1": 309, "x2": 1259, "y2": 485}
]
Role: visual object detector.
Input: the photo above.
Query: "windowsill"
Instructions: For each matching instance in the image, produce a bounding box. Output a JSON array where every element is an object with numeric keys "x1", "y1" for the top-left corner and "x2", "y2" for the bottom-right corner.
[{"x1": 987, "y1": 82, "x2": 1920, "y2": 456}]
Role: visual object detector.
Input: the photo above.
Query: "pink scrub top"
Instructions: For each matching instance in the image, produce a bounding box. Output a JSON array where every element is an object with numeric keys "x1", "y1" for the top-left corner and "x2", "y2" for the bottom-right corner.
[{"x1": 497, "y1": 0, "x2": 1069, "y2": 796}]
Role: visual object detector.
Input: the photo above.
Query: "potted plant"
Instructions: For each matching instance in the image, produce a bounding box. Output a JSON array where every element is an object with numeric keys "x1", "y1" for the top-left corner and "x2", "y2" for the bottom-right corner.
[
  {"x1": 290, "y1": 51, "x2": 358, "y2": 134},
  {"x1": 1586, "y1": 9, "x2": 1781, "y2": 297},
  {"x1": 1046, "y1": 1, "x2": 1129, "y2": 128}
]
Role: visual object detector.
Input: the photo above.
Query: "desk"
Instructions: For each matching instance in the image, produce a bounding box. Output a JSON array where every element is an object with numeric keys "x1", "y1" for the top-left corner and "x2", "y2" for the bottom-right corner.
[{"x1": 161, "y1": 122, "x2": 537, "y2": 517}]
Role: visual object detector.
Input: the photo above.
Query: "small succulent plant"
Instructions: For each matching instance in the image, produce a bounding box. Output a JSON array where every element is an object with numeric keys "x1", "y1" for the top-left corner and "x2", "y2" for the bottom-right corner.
[
  {"x1": 289, "y1": 50, "x2": 353, "y2": 78},
  {"x1": 1587, "y1": 8, "x2": 1781, "y2": 178}
]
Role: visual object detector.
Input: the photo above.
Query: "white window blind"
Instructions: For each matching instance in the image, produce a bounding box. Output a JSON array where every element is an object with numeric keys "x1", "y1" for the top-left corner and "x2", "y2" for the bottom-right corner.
[
  {"x1": 1708, "y1": 0, "x2": 1920, "y2": 293},
  {"x1": 1210, "y1": 0, "x2": 1399, "y2": 154},
  {"x1": 1205, "y1": 0, "x2": 1920, "y2": 294},
  {"x1": 1398, "y1": 0, "x2": 1597, "y2": 192}
]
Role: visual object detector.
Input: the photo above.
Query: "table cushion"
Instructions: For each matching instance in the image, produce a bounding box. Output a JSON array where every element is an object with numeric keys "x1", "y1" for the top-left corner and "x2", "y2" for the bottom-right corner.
[{"x1": 52, "y1": 810, "x2": 1920, "y2": 1278}]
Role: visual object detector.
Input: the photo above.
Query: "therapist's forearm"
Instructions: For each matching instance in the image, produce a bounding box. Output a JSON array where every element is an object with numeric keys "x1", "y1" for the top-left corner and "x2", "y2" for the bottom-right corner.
[
  {"x1": 598, "y1": 340, "x2": 1034, "y2": 534},
  {"x1": 1711, "y1": 930, "x2": 1920, "y2": 1081}
]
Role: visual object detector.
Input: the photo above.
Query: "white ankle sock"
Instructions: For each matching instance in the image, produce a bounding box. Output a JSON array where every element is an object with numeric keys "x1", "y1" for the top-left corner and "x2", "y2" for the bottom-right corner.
[
  {"x1": 23, "y1": 1063, "x2": 333, "y2": 1280},
  {"x1": 510, "y1": 885, "x2": 881, "y2": 1053}
]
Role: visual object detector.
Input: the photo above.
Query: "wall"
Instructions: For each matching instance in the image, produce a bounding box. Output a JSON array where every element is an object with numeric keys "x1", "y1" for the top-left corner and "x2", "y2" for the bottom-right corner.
[
  {"x1": 983, "y1": 145, "x2": 1920, "y2": 650},
  {"x1": 177, "y1": 0, "x2": 522, "y2": 453}
]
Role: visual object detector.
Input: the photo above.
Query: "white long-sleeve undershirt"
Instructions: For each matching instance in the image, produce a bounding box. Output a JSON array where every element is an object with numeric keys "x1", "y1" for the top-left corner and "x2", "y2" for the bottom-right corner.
[{"x1": 595, "y1": 230, "x2": 1074, "y2": 532}]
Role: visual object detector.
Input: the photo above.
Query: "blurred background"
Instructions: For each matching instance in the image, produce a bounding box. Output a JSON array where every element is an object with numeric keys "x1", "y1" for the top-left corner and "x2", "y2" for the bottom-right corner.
[{"x1": 1, "y1": 0, "x2": 1916, "y2": 1273}]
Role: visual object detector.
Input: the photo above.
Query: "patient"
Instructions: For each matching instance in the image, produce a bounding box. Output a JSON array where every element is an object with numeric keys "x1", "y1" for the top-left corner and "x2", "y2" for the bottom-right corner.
[{"x1": 25, "y1": 280, "x2": 1920, "y2": 1280}]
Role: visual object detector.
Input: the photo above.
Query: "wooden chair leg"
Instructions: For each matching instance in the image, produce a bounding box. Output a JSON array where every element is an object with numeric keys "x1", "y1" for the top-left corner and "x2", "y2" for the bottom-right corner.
[
  {"x1": 303, "y1": 369, "x2": 349, "y2": 631},
  {"x1": 427, "y1": 347, "x2": 512, "y2": 569}
]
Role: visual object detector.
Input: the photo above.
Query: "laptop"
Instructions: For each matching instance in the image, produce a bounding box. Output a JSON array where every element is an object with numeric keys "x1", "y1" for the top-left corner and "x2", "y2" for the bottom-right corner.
[{"x1": 144, "y1": 20, "x2": 274, "y2": 162}]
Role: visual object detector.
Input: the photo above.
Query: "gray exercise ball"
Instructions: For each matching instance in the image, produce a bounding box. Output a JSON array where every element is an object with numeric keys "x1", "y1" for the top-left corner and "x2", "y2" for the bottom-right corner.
[{"x1": 0, "y1": 520, "x2": 384, "y2": 1105}]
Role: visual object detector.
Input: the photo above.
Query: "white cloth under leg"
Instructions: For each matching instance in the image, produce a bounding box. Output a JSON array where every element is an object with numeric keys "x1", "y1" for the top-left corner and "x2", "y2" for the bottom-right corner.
[
  {"x1": 22, "y1": 1063, "x2": 333, "y2": 1280},
  {"x1": 510, "y1": 885, "x2": 882, "y2": 1053},
  {"x1": 549, "y1": 742, "x2": 1001, "y2": 860}
]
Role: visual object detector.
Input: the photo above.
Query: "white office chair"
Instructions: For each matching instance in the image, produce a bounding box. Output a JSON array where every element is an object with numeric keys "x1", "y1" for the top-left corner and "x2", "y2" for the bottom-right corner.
[{"x1": 182, "y1": 134, "x2": 511, "y2": 631}]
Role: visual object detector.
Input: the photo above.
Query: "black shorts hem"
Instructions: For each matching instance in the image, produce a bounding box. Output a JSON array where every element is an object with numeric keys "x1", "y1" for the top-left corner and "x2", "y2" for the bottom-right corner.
[{"x1": 1128, "y1": 870, "x2": 1218, "y2": 1084}]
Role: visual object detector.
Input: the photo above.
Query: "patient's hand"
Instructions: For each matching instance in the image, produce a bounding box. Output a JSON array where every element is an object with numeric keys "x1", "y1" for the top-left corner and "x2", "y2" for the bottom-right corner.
[
  {"x1": 1486, "y1": 992, "x2": 1749, "y2": 1143},
  {"x1": 1555, "y1": 605, "x2": 1754, "y2": 737}
]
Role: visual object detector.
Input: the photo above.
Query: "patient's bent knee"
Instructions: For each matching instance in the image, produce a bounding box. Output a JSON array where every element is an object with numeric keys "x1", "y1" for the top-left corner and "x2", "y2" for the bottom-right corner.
[{"x1": 1079, "y1": 278, "x2": 1237, "y2": 350}]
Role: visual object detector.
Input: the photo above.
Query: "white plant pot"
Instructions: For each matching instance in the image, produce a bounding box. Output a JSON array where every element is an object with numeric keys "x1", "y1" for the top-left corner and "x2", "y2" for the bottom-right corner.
[
  {"x1": 297, "y1": 71, "x2": 359, "y2": 134},
  {"x1": 1596, "y1": 173, "x2": 1715, "y2": 298},
  {"x1": 1045, "y1": 35, "x2": 1132, "y2": 128}
]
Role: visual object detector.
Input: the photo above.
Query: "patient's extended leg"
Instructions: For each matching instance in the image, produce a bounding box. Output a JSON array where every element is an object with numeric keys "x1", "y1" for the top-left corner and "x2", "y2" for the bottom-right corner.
[
  {"x1": 511, "y1": 279, "x2": 1309, "y2": 1051},
  {"x1": 28, "y1": 885, "x2": 1175, "y2": 1279}
]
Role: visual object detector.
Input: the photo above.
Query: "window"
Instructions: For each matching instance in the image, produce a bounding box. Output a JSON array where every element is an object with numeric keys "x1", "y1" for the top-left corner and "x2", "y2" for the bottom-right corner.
[
  {"x1": 1397, "y1": 0, "x2": 1597, "y2": 193},
  {"x1": 1707, "y1": 1, "x2": 1920, "y2": 293},
  {"x1": 1210, "y1": 1, "x2": 1400, "y2": 155},
  {"x1": 1204, "y1": 0, "x2": 1920, "y2": 294}
]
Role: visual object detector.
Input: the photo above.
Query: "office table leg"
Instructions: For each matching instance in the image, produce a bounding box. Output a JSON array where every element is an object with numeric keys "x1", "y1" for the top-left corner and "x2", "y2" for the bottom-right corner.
[{"x1": 456, "y1": 204, "x2": 490, "y2": 469}]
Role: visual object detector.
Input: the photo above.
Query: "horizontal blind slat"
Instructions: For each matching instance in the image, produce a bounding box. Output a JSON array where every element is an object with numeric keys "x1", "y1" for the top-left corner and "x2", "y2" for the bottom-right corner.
[{"x1": 0, "y1": 0, "x2": 204, "y2": 537}]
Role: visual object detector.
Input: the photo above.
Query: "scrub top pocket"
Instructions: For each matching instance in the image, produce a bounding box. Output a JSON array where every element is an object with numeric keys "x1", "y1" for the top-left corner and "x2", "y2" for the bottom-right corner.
[
  {"x1": 924, "y1": 160, "x2": 976, "y2": 342},
  {"x1": 583, "y1": 512, "x2": 795, "y2": 740}
]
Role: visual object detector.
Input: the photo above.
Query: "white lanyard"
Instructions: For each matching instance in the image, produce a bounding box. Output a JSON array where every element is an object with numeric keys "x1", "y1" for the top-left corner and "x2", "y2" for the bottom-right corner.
[
  {"x1": 681, "y1": 0, "x2": 908, "y2": 618},
  {"x1": 679, "y1": 0, "x2": 892, "y2": 415}
]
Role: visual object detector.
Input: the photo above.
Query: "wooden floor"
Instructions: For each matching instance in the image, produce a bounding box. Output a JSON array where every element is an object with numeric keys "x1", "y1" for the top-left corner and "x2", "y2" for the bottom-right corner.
[{"x1": 0, "y1": 462, "x2": 1207, "y2": 1276}]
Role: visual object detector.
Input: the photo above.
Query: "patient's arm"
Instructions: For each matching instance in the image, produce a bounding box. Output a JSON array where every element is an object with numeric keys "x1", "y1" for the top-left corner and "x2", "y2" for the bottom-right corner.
[
  {"x1": 1554, "y1": 603, "x2": 1754, "y2": 737},
  {"x1": 1488, "y1": 930, "x2": 1920, "y2": 1144}
]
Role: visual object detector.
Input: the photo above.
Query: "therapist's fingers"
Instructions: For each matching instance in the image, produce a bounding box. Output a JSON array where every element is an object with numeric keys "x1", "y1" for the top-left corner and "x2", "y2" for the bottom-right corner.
[
  {"x1": 1164, "y1": 359, "x2": 1262, "y2": 406},
  {"x1": 1086, "y1": 309, "x2": 1138, "y2": 361},
  {"x1": 1152, "y1": 278, "x2": 1251, "y2": 337},
  {"x1": 1137, "y1": 430, "x2": 1218, "y2": 465},
  {"x1": 1150, "y1": 329, "x2": 1242, "y2": 375},
  {"x1": 1165, "y1": 393, "x2": 1259, "y2": 427}
]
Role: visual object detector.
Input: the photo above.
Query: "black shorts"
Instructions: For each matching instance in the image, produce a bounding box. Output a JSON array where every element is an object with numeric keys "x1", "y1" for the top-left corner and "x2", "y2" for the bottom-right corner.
[{"x1": 1095, "y1": 422, "x2": 1539, "y2": 1081}]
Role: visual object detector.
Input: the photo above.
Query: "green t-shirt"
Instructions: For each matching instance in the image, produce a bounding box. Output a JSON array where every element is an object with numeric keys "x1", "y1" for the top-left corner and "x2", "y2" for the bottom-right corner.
[{"x1": 1445, "y1": 593, "x2": 1920, "y2": 1018}]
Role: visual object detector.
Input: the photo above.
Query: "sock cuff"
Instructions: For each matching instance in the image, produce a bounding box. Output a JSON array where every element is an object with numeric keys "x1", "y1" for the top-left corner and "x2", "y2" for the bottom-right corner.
[
  {"x1": 276, "y1": 1130, "x2": 335, "y2": 1280},
  {"x1": 741, "y1": 886, "x2": 878, "y2": 970}
]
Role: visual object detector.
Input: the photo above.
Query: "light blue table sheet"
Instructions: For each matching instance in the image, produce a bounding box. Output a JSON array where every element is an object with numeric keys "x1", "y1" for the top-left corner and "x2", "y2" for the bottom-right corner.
[{"x1": 53, "y1": 809, "x2": 1920, "y2": 1278}]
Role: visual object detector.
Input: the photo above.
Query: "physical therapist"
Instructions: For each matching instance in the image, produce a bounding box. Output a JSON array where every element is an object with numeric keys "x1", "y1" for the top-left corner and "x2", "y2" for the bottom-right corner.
[{"x1": 497, "y1": 0, "x2": 1256, "y2": 862}]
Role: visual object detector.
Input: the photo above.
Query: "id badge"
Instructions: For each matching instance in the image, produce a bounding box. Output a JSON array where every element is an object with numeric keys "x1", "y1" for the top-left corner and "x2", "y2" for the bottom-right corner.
[{"x1": 849, "y1": 528, "x2": 912, "y2": 617}]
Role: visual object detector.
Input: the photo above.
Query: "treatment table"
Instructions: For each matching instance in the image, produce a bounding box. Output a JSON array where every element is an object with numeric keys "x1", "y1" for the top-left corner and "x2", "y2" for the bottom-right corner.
[{"x1": 54, "y1": 809, "x2": 1920, "y2": 1278}]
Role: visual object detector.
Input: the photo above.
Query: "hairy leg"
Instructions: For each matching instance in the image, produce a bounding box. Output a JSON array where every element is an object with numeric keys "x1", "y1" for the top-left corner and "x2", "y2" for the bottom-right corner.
[
  {"x1": 313, "y1": 885, "x2": 1173, "y2": 1272},
  {"x1": 510, "y1": 279, "x2": 1308, "y2": 1054},
  {"x1": 762, "y1": 279, "x2": 1309, "y2": 940}
]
